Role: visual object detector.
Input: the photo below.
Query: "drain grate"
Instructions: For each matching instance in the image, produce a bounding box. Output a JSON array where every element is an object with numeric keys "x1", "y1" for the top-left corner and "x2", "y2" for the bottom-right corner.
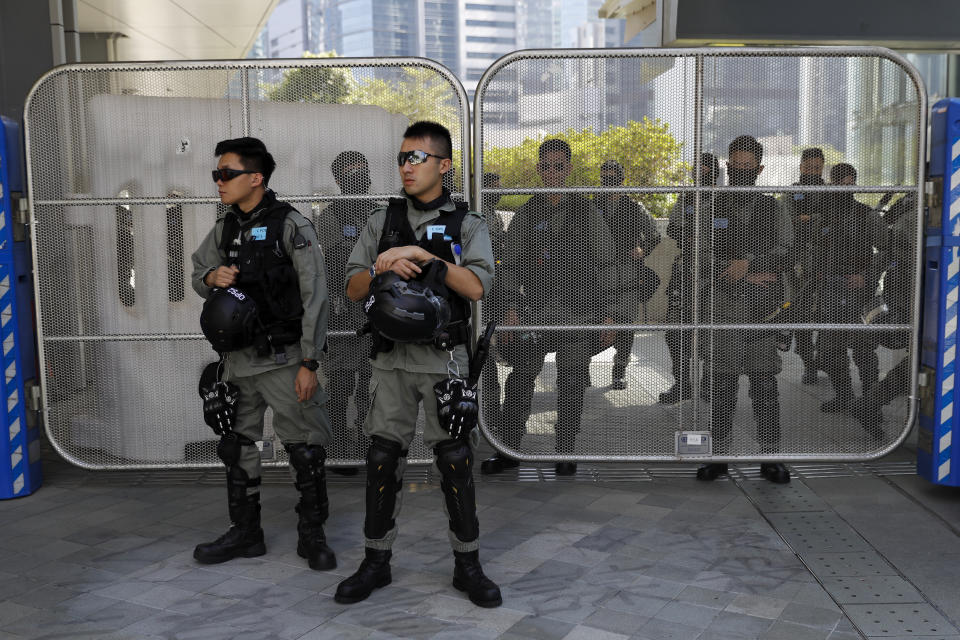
[
  {"x1": 739, "y1": 481, "x2": 829, "y2": 513},
  {"x1": 822, "y1": 575, "x2": 925, "y2": 604},
  {"x1": 766, "y1": 511, "x2": 872, "y2": 553},
  {"x1": 802, "y1": 552, "x2": 898, "y2": 578},
  {"x1": 844, "y1": 603, "x2": 958, "y2": 637}
]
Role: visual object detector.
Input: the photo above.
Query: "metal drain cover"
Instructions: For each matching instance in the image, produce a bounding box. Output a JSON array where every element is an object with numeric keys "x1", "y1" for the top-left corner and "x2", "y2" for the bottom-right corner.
[
  {"x1": 822, "y1": 575, "x2": 925, "y2": 604},
  {"x1": 844, "y1": 603, "x2": 959, "y2": 637}
]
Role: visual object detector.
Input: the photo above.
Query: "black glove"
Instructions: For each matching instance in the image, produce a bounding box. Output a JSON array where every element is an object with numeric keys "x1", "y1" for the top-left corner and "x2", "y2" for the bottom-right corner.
[
  {"x1": 434, "y1": 377, "x2": 478, "y2": 441},
  {"x1": 199, "y1": 361, "x2": 240, "y2": 436}
]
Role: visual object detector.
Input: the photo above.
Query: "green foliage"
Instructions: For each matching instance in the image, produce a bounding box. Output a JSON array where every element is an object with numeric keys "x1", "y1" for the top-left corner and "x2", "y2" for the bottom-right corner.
[
  {"x1": 345, "y1": 67, "x2": 460, "y2": 135},
  {"x1": 484, "y1": 118, "x2": 687, "y2": 217},
  {"x1": 263, "y1": 52, "x2": 351, "y2": 104}
]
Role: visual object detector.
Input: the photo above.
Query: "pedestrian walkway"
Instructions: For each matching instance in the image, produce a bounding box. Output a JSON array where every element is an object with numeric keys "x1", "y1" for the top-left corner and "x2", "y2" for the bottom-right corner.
[{"x1": 2, "y1": 436, "x2": 958, "y2": 639}]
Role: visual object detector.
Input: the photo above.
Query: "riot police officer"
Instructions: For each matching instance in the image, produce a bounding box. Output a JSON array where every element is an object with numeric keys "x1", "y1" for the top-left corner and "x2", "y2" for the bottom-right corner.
[
  {"x1": 595, "y1": 160, "x2": 661, "y2": 390},
  {"x1": 482, "y1": 138, "x2": 617, "y2": 477},
  {"x1": 191, "y1": 137, "x2": 336, "y2": 570},
  {"x1": 319, "y1": 151, "x2": 376, "y2": 474},
  {"x1": 661, "y1": 153, "x2": 719, "y2": 404},
  {"x1": 336, "y1": 121, "x2": 501, "y2": 608},
  {"x1": 818, "y1": 163, "x2": 885, "y2": 413},
  {"x1": 697, "y1": 136, "x2": 793, "y2": 484},
  {"x1": 781, "y1": 147, "x2": 828, "y2": 384}
]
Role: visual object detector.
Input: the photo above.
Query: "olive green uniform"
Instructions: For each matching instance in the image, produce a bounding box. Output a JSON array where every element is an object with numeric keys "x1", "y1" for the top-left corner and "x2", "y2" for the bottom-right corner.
[
  {"x1": 344, "y1": 196, "x2": 493, "y2": 552},
  {"x1": 191, "y1": 200, "x2": 332, "y2": 479}
]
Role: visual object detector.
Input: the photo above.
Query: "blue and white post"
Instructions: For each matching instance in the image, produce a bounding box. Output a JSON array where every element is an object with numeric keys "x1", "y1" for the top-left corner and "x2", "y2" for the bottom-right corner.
[
  {"x1": 0, "y1": 117, "x2": 41, "y2": 499},
  {"x1": 918, "y1": 98, "x2": 960, "y2": 486}
]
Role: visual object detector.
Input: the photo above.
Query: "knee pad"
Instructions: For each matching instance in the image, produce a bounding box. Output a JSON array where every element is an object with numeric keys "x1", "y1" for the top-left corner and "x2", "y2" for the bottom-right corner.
[
  {"x1": 286, "y1": 442, "x2": 326, "y2": 474},
  {"x1": 217, "y1": 432, "x2": 256, "y2": 468},
  {"x1": 434, "y1": 439, "x2": 473, "y2": 478},
  {"x1": 364, "y1": 436, "x2": 405, "y2": 541},
  {"x1": 434, "y1": 439, "x2": 479, "y2": 544}
]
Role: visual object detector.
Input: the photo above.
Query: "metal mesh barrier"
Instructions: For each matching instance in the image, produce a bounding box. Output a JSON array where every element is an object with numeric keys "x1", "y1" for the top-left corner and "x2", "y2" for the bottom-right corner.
[
  {"x1": 475, "y1": 48, "x2": 924, "y2": 462},
  {"x1": 25, "y1": 59, "x2": 470, "y2": 469}
]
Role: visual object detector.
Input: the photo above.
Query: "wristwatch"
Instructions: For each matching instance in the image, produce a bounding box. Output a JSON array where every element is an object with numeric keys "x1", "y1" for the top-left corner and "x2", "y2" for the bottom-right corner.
[
  {"x1": 368, "y1": 264, "x2": 377, "y2": 278},
  {"x1": 301, "y1": 358, "x2": 319, "y2": 372}
]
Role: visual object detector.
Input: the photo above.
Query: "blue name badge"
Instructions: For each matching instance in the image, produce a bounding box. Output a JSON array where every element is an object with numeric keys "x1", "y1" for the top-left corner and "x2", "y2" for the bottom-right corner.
[
  {"x1": 427, "y1": 224, "x2": 446, "y2": 239},
  {"x1": 713, "y1": 217, "x2": 729, "y2": 229},
  {"x1": 251, "y1": 226, "x2": 267, "y2": 240},
  {"x1": 343, "y1": 224, "x2": 357, "y2": 238}
]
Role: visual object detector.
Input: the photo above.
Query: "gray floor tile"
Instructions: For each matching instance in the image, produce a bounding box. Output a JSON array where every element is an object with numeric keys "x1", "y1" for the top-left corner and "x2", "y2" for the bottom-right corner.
[
  {"x1": 503, "y1": 614, "x2": 575, "y2": 640},
  {"x1": 762, "y1": 620, "x2": 834, "y2": 640}
]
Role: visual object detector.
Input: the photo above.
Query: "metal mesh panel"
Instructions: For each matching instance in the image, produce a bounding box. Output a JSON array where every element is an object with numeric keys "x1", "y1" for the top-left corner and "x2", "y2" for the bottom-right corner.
[
  {"x1": 475, "y1": 48, "x2": 924, "y2": 462},
  {"x1": 25, "y1": 59, "x2": 470, "y2": 469}
]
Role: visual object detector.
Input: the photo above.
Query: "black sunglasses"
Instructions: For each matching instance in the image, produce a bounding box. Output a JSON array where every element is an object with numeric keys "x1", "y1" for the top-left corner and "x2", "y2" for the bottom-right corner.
[
  {"x1": 212, "y1": 168, "x2": 257, "y2": 183},
  {"x1": 397, "y1": 149, "x2": 448, "y2": 167},
  {"x1": 537, "y1": 161, "x2": 568, "y2": 172}
]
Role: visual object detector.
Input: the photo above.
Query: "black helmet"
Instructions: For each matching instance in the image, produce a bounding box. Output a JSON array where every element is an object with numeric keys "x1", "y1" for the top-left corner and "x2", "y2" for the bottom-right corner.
[
  {"x1": 200, "y1": 287, "x2": 260, "y2": 352},
  {"x1": 364, "y1": 272, "x2": 451, "y2": 343}
]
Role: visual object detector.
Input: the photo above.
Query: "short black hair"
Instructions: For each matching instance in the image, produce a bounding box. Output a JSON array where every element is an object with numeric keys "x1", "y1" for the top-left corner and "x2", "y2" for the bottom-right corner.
[
  {"x1": 539, "y1": 138, "x2": 572, "y2": 162},
  {"x1": 801, "y1": 147, "x2": 825, "y2": 162},
  {"x1": 600, "y1": 159, "x2": 625, "y2": 184},
  {"x1": 482, "y1": 171, "x2": 501, "y2": 187},
  {"x1": 728, "y1": 135, "x2": 763, "y2": 164},
  {"x1": 331, "y1": 150, "x2": 368, "y2": 180},
  {"x1": 214, "y1": 137, "x2": 276, "y2": 185},
  {"x1": 830, "y1": 162, "x2": 857, "y2": 183},
  {"x1": 403, "y1": 121, "x2": 452, "y2": 159}
]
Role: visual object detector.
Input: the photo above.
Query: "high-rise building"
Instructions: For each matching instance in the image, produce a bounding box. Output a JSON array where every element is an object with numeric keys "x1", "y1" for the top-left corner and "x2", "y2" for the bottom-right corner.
[
  {"x1": 256, "y1": 0, "x2": 325, "y2": 59},
  {"x1": 462, "y1": 1, "x2": 518, "y2": 94}
]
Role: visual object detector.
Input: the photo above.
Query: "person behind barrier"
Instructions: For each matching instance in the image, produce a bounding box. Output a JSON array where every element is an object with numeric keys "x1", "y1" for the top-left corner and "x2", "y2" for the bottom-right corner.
[
  {"x1": 817, "y1": 163, "x2": 886, "y2": 415},
  {"x1": 595, "y1": 159, "x2": 661, "y2": 390},
  {"x1": 319, "y1": 150, "x2": 377, "y2": 476},
  {"x1": 481, "y1": 172, "x2": 507, "y2": 429},
  {"x1": 191, "y1": 137, "x2": 337, "y2": 570},
  {"x1": 661, "y1": 153, "x2": 719, "y2": 404},
  {"x1": 336, "y1": 121, "x2": 501, "y2": 608},
  {"x1": 696, "y1": 135, "x2": 793, "y2": 485},
  {"x1": 481, "y1": 138, "x2": 617, "y2": 477},
  {"x1": 781, "y1": 147, "x2": 828, "y2": 384},
  {"x1": 852, "y1": 195, "x2": 914, "y2": 438}
]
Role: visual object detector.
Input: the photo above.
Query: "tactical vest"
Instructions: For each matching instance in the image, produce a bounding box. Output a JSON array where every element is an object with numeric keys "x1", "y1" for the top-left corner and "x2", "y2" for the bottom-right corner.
[
  {"x1": 219, "y1": 198, "x2": 303, "y2": 359},
  {"x1": 712, "y1": 193, "x2": 779, "y2": 269},
  {"x1": 518, "y1": 194, "x2": 600, "y2": 321},
  {"x1": 375, "y1": 197, "x2": 472, "y2": 347}
]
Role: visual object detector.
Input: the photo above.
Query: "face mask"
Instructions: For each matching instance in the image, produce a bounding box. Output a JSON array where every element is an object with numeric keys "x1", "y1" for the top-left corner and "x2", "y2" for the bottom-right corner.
[
  {"x1": 798, "y1": 173, "x2": 824, "y2": 186},
  {"x1": 728, "y1": 167, "x2": 759, "y2": 187},
  {"x1": 340, "y1": 167, "x2": 371, "y2": 195},
  {"x1": 600, "y1": 174, "x2": 621, "y2": 187}
]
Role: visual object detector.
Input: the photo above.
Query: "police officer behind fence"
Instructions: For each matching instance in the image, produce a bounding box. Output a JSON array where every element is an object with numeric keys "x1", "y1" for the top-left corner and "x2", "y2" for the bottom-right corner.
[
  {"x1": 818, "y1": 162, "x2": 885, "y2": 414},
  {"x1": 595, "y1": 159, "x2": 661, "y2": 391},
  {"x1": 336, "y1": 121, "x2": 501, "y2": 607},
  {"x1": 482, "y1": 138, "x2": 617, "y2": 477},
  {"x1": 781, "y1": 147, "x2": 829, "y2": 384},
  {"x1": 320, "y1": 151, "x2": 377, "y2": 474},
  {"x1": 191, "y1": 137, "x2": 336, "y2": 570},
  {"x1": 661, "y1": 153, "x2": 719, "y2": 404},
  {"x1": 696, "y1": 135, "x2": 793, "y2": 484}
]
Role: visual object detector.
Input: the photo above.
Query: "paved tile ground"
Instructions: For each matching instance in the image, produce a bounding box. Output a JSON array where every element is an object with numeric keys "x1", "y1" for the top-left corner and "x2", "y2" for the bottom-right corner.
[{"x1": 6, "y1": 439, "x2": 959, "y2": 640}]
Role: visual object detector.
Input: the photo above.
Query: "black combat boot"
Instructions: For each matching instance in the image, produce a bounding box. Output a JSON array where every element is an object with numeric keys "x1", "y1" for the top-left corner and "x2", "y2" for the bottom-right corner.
[
  {"x1": 194, "y1": 474, "x2": 266, "y2": 564},
  {"x1": 480, "y1": 452, "x2": 519, "y2": 475},
  {"x1": 334, "y1": 547, "x2": 392, "y2": 604},
  {"x1": 453, "y1": 550, "x2": 503, "y2": 608},
  {"x1": 286, "y1": 444, "x2": 336, "y2": 570}
]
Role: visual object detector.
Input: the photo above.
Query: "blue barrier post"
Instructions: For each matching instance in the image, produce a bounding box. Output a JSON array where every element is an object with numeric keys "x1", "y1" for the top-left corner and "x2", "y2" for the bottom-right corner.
[{"x1": 0, "y1": 116, "x2": 41, "y2": 498}]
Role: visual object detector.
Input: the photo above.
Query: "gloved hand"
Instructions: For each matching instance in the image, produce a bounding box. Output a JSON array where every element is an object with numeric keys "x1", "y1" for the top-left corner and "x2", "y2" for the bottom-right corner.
[
  {"x1": 434, "y1": 377, "x2": 478, "y2": 441},
  {"x1": 199, "y1": 361, "x2": 240, "y2": 436}
]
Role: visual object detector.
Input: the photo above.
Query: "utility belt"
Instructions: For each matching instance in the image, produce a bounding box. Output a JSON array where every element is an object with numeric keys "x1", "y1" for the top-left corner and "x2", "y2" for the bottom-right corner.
[
  {"x1": 360, "y1": 319, "x2": 472, "y2": 358},
  {"x1": 253, "y1": 319, "x2": 302, "y2": 364}
]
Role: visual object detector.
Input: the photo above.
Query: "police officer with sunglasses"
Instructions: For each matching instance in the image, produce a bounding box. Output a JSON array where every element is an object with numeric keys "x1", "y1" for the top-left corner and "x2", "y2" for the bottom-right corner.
[
  {"x1": 191, "y1": 137, "x2": 337, "y2": 571},
  {"x1": 336, "y1": 121, "x2": 501, "y2": 608}
]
